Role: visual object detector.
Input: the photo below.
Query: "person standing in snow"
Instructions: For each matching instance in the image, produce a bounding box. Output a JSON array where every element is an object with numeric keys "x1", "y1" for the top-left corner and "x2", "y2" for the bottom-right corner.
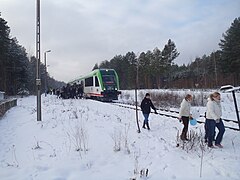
[
  {"x1": 205, "y1": 92, "x2": 225, "y2": 148},
  {"x1": 179, "y1": 94, "x2": 193, "y2": 140},
  {"x1": 140, "y1": 93, "x2": 158, "y2": 130}
]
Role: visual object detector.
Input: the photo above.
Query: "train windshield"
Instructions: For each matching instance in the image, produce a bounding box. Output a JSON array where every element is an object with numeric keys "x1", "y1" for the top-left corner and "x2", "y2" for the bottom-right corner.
[
  {"x1": 102, "y1": 75, "x2": 115, "y2": 84},
  {"x1": 100, "y1": 70, "x2": 117, "y2": 90}
]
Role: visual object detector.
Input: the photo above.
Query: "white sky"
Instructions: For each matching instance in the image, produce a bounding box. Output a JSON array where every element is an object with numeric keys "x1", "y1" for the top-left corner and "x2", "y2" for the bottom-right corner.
[{"x1": 1, "y1": 0, "x2": 240, "y2": 82}]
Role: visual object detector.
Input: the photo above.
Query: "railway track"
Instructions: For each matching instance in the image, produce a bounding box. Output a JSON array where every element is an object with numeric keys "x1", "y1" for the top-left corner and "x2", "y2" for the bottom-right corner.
[{"x1": 110, "y1": 101, "x2": 240, "y2": 131}]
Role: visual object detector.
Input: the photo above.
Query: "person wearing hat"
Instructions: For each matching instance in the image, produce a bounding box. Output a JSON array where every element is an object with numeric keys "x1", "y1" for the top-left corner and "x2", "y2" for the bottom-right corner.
[{"x1": 140, "y1": 93, "x2": 158, "y2": 130}]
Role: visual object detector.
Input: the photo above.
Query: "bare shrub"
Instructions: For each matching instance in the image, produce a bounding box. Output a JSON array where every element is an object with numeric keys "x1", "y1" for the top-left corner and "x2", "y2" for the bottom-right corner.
[
  {"x1": 122, "y1": 93, "x2": 130, "y2": 100},
  {"x1": 138, "y1": 91, "x2": 145, "y2": 101},
  {"x1": 133, "y1": 151, "x2": 139, "y2": 176},
  {"x1": 32, "y1": 136, "x2": 41, "y2": 150},
  {"x1": 176, "y1": 129, "x2": 212, "y2": 178},
  {"x1": 176, "y1": 130, "x2": 203, "y2": 153},
  {"x1": 147, "y1": 91, "x2": 182, "y2": 108},
  {"x1": 140, "y1": 168, "x2": 149, "y2": 178},
  {"x1": 80, "y1": 123, "x2": 89, "y2": 154},
  {"x1": 120, "y1": 89, "x2": 210, "y2": 108},
  {"x1": 6, "y1": 145, "x2": 19, "y2": 168},
  {"x1": 111, "y1": 128, "x2": 122, "y2": 152},
  {"x1": 123, "y1": 123, "x2": 131, "y2": 154},
  {"x1": 231, "y1": 137, "x2": 236, "y2": 154},
  {"x1": 115, "y1": 115, "x2": 122, "y2": 123},
  {"x1": 66, "y1": 121, "x2": 89, "y2": 157},
  {"x1": 32, "y1": 137, "x2": 57, "y2": 158},
  {"x1": 199, "y1": 138, "x2": 206, "y2": 178},
  {"x1": 72, "y1": 110, "x2": 78, "y2": 119},
  {"x1": 131, "y1": 150, "x2": 149, "y2": 179}
]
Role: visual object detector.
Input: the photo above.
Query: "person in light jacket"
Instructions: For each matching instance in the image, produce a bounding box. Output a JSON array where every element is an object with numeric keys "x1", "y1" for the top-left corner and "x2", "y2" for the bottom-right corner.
[
  {"x1": 179, "y1": 94, "x2": 192, "y2": 140},
  {"x1": 205, "y1": 92, "x2": 225, "y2": 148}
]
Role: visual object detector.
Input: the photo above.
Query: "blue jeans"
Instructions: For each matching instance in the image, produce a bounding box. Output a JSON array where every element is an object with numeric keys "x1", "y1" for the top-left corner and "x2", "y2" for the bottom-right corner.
[
  {"x1": 206, "y1": 119, "x2": 225, "y2": 146},
  {"x1": 143, "y1": 113, "x2": 149, "y2": 123},
  {"x1": 205, "y1": 119, "x2": 215, "y2": 146},
  {"x1": 215, "y1": 120, "x2": 225, "y2": 145}
]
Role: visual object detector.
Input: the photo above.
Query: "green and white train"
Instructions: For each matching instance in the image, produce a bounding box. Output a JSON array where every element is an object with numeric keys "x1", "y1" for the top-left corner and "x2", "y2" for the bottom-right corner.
[{"x1": 69, "y1": 69, "x2": 121, "y2": 101}]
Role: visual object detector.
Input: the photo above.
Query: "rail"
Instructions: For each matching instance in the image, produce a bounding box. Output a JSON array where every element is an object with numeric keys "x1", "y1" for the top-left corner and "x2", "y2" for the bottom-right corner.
[{"x1": 111, "y1": 101, "x2": 240, "y2": 131}]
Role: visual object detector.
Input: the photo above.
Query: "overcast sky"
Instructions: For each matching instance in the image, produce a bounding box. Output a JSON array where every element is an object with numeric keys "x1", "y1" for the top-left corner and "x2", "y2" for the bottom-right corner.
[{"x1": 1, "y1": 0, "x2": 240, "y2": 82}]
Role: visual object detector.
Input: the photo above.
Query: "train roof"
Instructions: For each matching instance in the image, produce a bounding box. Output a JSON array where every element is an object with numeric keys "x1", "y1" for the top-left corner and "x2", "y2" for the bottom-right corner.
[{"x1": 68, "y1": 69, "x2": 117, "y2": 84}]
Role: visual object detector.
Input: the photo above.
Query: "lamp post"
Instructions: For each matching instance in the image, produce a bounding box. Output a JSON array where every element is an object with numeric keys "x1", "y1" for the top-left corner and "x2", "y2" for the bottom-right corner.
[
  {"x1": 36, "y1": 0, "x2": 41, "y2": 121},
  {"x1": 44, "y1": 50, "x2": 51, "y2": 96}
]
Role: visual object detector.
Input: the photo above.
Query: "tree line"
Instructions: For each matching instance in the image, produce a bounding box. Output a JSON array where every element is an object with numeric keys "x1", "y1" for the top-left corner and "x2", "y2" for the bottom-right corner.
[
  {"x1": 1, "y1": 12, "x2": 239, "y2": 94},
  {"x1": 0, "y1": 13, "x2": 65, "y2": 96},
  {"x1": 94, "y1": 17, "x2": 240, "y2": 90}
]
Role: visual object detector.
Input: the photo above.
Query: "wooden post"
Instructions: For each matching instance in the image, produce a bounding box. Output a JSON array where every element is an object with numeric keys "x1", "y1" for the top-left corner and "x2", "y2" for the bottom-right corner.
[{"x1": 232, "y1": 91, "x2": 240, "y2": 130}]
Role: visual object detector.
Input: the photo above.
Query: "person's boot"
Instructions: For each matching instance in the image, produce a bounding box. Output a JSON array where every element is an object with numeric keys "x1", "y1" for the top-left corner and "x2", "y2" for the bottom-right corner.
[
  {"x1": 146, "y1": 122, "x2": 150, "y2": 130},
  {"x1": 142, "y1": 122, "x2": 146, "y2": 129},
  {"x1": 180, "y1": 131, "x2": 187, "y2": 140},
  {"x1": 180, "y1": 134, "x2": 185, "y2": 140}
]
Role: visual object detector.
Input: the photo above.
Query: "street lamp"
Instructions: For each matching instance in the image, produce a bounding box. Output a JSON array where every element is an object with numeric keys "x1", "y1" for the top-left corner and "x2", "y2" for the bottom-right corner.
[
  {"x1": 36, "y1": 0, "x2": 41, "y2": 121},
  {"x1": 44, "y1": 50, "x2": 51, "y2": 96}
]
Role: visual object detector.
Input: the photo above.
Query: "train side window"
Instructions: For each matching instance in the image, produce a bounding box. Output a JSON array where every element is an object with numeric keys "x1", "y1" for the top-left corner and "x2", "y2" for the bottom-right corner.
[
  {"x1": 85, "y1": 77, "x2": 93, "y2": 87},
  {"x1": 95, "y1": 76, "x2": 99, "y2": 87}
]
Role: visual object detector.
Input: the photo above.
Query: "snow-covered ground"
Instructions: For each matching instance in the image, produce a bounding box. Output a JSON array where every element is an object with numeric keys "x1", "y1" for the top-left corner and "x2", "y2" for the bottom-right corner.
[
  {"x1": 119, "y1": 89, "x2": 240, "y2": 129},
  {"x1": 0, "y1": 93, "x2": 240, "y2": 180}
]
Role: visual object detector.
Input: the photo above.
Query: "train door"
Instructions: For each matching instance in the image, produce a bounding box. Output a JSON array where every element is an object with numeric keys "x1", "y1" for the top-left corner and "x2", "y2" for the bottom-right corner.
[
  {"x1": 94, "y1": 76, "x2": 101, "y2": 94},
  {"x1": 84, "y1": 76, "x2": 93, "y2": 98}
]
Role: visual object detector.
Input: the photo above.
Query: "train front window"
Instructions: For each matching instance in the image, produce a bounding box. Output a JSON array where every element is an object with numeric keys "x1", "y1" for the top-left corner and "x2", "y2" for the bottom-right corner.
[
  {"x1": 102, "y1": 75, "x2": 117, "y2": 91},
  {"x1": 102, "y1": 75, "x2": 115, "y2": 84}
]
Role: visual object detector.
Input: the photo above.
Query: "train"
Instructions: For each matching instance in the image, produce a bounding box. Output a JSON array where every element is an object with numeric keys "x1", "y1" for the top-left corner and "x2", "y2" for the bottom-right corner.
[{"x1": 69, "y1": 69, "x2": 121, "y2": 101}]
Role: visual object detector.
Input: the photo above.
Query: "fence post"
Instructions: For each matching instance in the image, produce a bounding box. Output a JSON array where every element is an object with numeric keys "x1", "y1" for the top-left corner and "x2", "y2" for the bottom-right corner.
[{"x1": 232, "y1": 91, "x2": 240, "y2": 130}]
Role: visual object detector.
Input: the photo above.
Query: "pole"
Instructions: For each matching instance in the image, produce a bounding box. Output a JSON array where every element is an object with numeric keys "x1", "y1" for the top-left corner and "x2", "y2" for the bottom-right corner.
[
  {"x1": 44, "y1": 50, "x2": 51, "y2": 97},
  {"x1": 135, "y1": 58, "x2": 141, "y2": 133},
  {"x1": 213, "y1": 51, "x2": 218, "y2": 87},
  {"x1": 232, "y1": 91, "x2": 240, "y2": 130},
  {"x1": 36, "y1": 0, "x2": 41, "y2": 121},
  {"x1": 44, "y1": 52, "x2": 47, "y2": 97}
]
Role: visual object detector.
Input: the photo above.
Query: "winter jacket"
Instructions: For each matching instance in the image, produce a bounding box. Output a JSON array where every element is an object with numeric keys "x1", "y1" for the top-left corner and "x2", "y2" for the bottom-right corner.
[
  {"x1": 179, "y1": 98, "x2": 191, "y2": 117},
  {"x1": 141, "y1": 97, "x2": 156, "y2": 114},
  {"x1": 206, "y1": 98, "x2": 222, "y2": 121}
]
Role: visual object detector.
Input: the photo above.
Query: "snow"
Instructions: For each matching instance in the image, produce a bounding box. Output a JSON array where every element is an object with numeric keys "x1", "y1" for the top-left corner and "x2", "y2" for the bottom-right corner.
[{"x1": 0, "y1": 92, "x2": 240, "y2": 180}]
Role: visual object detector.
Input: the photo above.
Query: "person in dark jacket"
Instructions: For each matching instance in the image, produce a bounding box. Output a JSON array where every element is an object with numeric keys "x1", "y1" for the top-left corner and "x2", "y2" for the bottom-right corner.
[{"x1": 140, "y1": 93, "x2": 157, "y2": 130}]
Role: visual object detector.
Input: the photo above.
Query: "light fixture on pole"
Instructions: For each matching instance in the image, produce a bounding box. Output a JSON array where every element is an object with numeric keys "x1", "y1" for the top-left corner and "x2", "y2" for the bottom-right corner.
[{"x1": 44, "y1": 50, "x2": 51, "y2": 97}]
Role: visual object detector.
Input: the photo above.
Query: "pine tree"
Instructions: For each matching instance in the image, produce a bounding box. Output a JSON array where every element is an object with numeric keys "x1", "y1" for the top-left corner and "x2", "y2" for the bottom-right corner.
[
  {"x1": 0, "y1": 13, "x2": 10, "y2": 92},
  {"x1": 219, "y1": 17, "x2": 240, "y2": 84},
  {"x1": 92, "y1": 63, "x2": 99, "y2": 70},
  {"x1": 0, "y1": 13, "x2": 65, "y2": 95},
  {"x1": 125, "y1": 52, "x2": 137, "y2": 89},
  {"x1": 161, "y1": 39, "x2": 180, "y2": 87},
  {"x1": 7, "y1": 38, "x2": 30, "y2": 95}
]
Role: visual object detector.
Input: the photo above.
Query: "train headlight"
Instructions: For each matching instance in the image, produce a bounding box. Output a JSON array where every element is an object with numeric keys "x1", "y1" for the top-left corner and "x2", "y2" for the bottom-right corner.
[{"x1": 115, "y1": 88, "x2": 117, "y2": 90}]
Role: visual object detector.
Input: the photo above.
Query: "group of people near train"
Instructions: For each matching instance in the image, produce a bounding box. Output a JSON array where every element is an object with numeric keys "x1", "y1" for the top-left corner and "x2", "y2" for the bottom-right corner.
[
  {"x1": 140, "y1": 92, "x2": 225, "y2": 148},
  {"x1": 58, "y1": 83, "x2": 84, "y2": 99}
]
